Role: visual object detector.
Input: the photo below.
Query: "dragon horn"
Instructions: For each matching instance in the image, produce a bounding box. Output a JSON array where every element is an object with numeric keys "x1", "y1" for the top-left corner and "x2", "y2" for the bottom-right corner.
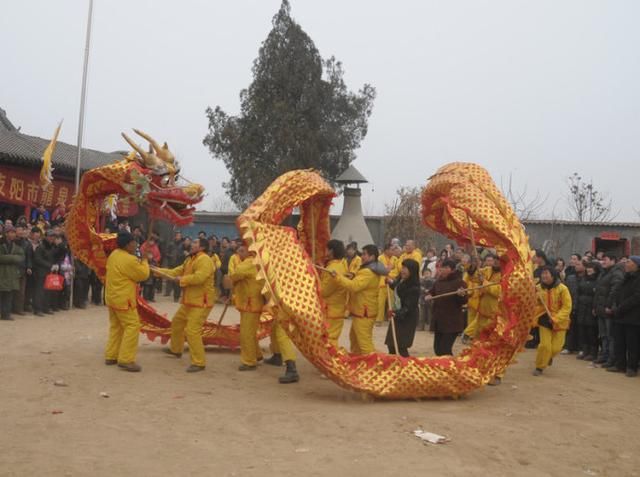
[
  {"x1": 121, "y1": 132, "x2": 149, "y2": 161},
  {"x1": 133, "y1": 129, "x2": 163, "y2": 156}
]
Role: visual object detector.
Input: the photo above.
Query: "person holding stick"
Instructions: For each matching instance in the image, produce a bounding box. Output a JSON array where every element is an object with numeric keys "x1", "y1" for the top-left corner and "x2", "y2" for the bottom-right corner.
[
  {"x1": 153, "y1": 238, "x2": 215, "y2": 373},
  {"x1": 533, "y1": 266, "x2": 573, "y2": 376},
  {"x1": 104, "y1": 232, "x2": 150, "y2": 372},
  {"x1": 319, "y1": 239, "x2": 348, "y2": 347},
  {"x1": 230, "y1": 245, "x2": 266, "y2": 371},
  {"x1": 330, "y1": 244, "x2": 388, "y2": 354},
  {"x1": 425, "y1": 259, "x2": 468, "y2": 356},
  {"x1": 385, "y1": 259, "x2": 420, "y2": 357},
  {"x1": 473, "y1": 254, "x2": 502, "y2": 337},
  {"x1": 376, "y1": 243, "x2": 397, "y2": 325}
]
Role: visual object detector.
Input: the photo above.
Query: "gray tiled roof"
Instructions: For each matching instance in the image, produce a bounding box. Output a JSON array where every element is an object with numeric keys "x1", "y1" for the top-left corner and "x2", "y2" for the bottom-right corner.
[{"x1": 0, "y1": 108, "x2": 121, "y2": 174}]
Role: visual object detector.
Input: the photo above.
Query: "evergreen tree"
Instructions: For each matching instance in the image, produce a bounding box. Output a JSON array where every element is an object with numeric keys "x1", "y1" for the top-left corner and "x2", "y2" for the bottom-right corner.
[{"x1": 204, "y1": 0, "x2": 376, "y2": 208}]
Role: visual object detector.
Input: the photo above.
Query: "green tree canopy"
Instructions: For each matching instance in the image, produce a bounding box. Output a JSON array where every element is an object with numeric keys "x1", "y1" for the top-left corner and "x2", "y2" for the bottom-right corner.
[{"x1": 204, "y1": 0, "x2": 376, "y2": 209}]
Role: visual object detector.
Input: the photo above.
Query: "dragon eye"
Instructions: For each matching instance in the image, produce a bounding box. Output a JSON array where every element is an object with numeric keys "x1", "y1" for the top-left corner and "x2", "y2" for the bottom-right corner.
[{"x1": 161, "y1": 175, "x2": 171, "y2": 186}]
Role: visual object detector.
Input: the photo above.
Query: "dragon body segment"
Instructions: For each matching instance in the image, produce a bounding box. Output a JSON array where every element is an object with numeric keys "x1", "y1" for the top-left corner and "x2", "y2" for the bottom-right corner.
[{"x1": 238, "y1": 164, "x2": 537, "y2": 399}]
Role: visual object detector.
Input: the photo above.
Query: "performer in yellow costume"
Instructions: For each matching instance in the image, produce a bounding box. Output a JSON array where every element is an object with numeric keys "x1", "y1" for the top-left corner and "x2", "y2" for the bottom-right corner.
[
  {"x1": 345, "y1": 242, "x2": 362, "y2": 275},
  {"x1": 231, "y1": 245, "x2": 266, "y2": 371},
  {"x1": 377, "y1": 243, "x2": 397, "y2": 324},
  {"x1": 104, "y1": 232, "x2": 150, "y2": 372},
  {"x1": 333, "y1": 245, "x2": 388, "y2": 354},
  {"x1": 462, "y1": 259, "x2": 483, "y2": 342},
  {"x1": 473, "y1": 255, "x2": 502, "y2": 337},
  {"x1": 320, "y1": 239, "x2": 348, "y2": 346},
  {"x1": 533, "y1": 266, "x2": 572, "y2": 376},
  {"x1": 390, "y1": 240, "x2": 422, "y2": 279},
  {"x1": 155, "y1": 238, "x2": 215, "y2": 372}
]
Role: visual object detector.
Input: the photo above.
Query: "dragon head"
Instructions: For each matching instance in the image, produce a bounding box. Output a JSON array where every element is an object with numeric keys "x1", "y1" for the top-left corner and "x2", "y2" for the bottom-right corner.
[{"x1": 120, "y1": 129, "x2": 204, "y2": 226}]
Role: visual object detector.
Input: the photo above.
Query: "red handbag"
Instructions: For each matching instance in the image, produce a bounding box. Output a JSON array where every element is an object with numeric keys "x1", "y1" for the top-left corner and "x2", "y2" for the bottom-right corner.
[{"x1": 44, "y1": 273, "x2": 64, "y2": 291}]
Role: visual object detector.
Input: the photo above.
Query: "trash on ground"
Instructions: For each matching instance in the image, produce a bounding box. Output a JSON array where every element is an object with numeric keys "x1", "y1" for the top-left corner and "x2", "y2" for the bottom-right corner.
[{"x1": 413, "y1": 429, "x2": 450, "y2": 445}]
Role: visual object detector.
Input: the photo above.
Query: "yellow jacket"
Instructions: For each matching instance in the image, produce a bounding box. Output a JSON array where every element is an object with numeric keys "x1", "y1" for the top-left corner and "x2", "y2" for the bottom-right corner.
[
  {"x1": 230, "y1": 257, "x2": 265, "y2": 313},
  {"x1": 390, "y1": 249, "x2": 423, "y2": 279},
  {"x1": 157, "y1": 251, "x2": 216, "y2": 308},
  {"x1": 211, "y1": 253, "x2": 222, "y2": 271},
  {"x1": 464, "y1": 268, "x2": 483, "y2": 311},
  {"x1": 320, "y1": 259, "x2": 348, "y2": 319},
  {"x1": 347, "y1": 255, "x2": 362, "y2": 275},
  {"x1": 228, "y1": 253, "x2": 240, "y2": 276},
  {"x1": 379, "y1": 254, "x2": 397, "y2": 288},
  {"x1": 536, "y1": 281, "x2": 572, "y2": 331},
  {"x1": 335, "y1": 266, "x2": 380, "y2": 318},
  {"x1": 105, "y1": 248, "x2": 149, "y2": 311},
  {"x1": 478, "y1": 267, "x2": 502, "y2": 318}
]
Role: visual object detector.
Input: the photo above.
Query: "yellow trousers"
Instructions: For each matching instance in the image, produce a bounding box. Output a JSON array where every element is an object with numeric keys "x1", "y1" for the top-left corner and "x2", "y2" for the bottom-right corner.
[
  {"x1": 349, "y1": 318, "x2": 375, "y2": 355},
  {"x1": 536, "y1": 327, "x2": 567, "y2": 370},
  {"x1": 376, "y1": 288, "x2": 388, "y2": 322},
  {"x1": 169, "y1": 305, "x2": 212, "y2": 367},
  {"x1": 473, "y1": 313, "x2": 493, "y2": 339},
  {"x1": 464, "y1": 308, "x2": 479, "y2": 337},
  {"x1": 327, "y1": 318, "x2": 344, "y2": 347},
  {"x1": 240, "y1": 311, "x2": 261, "y2": 366},
  {"x1": 105, "y1": 307, "x2": 141, "y2": 364},
  {"x1": 270, "y1": 321, "x2": 296, "y2": 361}
]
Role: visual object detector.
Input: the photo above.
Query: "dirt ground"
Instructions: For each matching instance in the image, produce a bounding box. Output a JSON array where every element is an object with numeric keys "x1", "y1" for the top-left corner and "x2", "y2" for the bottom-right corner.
[{"x1": 1, "y1": 296, "x2": 638, "y2": 477}]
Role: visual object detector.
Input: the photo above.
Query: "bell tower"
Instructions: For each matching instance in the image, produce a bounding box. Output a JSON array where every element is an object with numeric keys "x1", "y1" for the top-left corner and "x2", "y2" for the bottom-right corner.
[{"x1": 331, "y1": 165, "x2": 374, "y2": 247}]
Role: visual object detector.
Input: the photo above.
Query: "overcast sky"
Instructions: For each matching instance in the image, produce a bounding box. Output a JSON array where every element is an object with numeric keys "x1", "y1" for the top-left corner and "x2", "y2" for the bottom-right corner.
[{"x1": 2, "y1": 0, "x2": 639, "y2": 220}]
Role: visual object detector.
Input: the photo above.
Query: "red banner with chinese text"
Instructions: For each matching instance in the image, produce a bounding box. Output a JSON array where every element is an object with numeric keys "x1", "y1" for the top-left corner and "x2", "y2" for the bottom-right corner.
[{"x1": 0, "y1": 165, "x2": 75, "y2": 207}]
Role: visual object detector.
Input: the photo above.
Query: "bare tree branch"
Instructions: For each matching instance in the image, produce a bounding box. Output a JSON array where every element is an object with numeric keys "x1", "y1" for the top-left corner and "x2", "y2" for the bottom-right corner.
[
  {"x1": 566, "y1": 173, "x2": 618, "y2": 223},
  {"x1": 383, "y1": 186, "x2": 434, "y2": 249},
  {"x1": 499, "y1": 173, "x2": 548, "y2": 220}
]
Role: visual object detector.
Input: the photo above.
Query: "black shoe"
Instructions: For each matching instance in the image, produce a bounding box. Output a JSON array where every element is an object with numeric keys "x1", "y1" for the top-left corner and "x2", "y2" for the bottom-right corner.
[
  {"x1": 118, "y1": 363, "x2": 142, "y2": 372},
  {"x1": 625, "y1": 369, "x2": 638, "y2": 378},
  {"x1": 44, "y1": 311, "x2": 54, "y2": 315},
  {"x1": 606, "y1": 367, "x2": 625, "y2": 373},
  {"x1": 594, "y1": 356, "x2": 608, "y2": 364},
  {"x1": 105, "y1": 359, "x2": 117, "y2": 366},
  {"x1": 264, "y1": 353, "x2": 283, "y2": 366},
  {"x1": 13, "y1": 311, "x2": 25, "y2": 316},
  {"x1": 576, "y1": 352, "x2": 585, "y2": 360},
  {"x1": 163, "y1": 348, "x2": 182, "y2": 358},
  {"x1": 1, "y1": 316, "x2": 14, "y2": 321},
  {"x1": 532, "y1": 368, "x2": 543, "y2": 376},
  {"x1": 186, "y1": 365, "x2": 205, "y2": 373},
  {"x1": 488, "y1": 377, "x2": 502, "y2": 386},
  {"x1": 238, "y1": 364, "x2": 257, "y2": 371},
  {"x1": 278, "y1": 360, "x2": 299, "y2": 384},
  {"x1": 548, "y1": 358, "x2": 553, "y2": 367},
  {"x1": 34, "y1": 312, "x2": 44, "y2": 317}
]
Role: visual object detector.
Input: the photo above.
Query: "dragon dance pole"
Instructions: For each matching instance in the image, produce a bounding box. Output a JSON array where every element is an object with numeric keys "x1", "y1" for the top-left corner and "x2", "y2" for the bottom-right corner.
[{"x1": 71, "y1": 0, "x2": 94, "y2": 307}]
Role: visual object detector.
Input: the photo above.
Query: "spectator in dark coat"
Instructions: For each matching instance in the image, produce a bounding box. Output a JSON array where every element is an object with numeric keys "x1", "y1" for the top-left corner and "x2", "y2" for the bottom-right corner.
[
  {"x1": 73, "y1": 259, "x2": 90, "y2": 308},
  {"x1": 562, "y1": 256, "x2": 583, "y2": 354},
  {"x1": 385, "y1": 259, "x2": 421, "y2": 357},
  {"x1": 426, "y1": 259, "x2": 468, "y2": 356},
  {"x1": 11, "y1": 225, "x2": 29, "y2": 315},
  {"x1": 163, "y1": 231, "x2": 184, "y2": 301},
  {"x1": 608, "y1": 256, "x2": 640, "y2": 377},
  {"x1": 0, "y1": 226, "x2": 25, "y2": 321},
  {"x1": 24, "y1": 227, "x2": 41, "y2": 313},
  {"x1": 575, "y1": 262, "x2": 599, "y2": 361},
  {"x1": 32, "y1": 230, "x2": 60, "y2": 316},
  {"x1": 594, "y1": 254, "x2": 625, "y2": 366}
]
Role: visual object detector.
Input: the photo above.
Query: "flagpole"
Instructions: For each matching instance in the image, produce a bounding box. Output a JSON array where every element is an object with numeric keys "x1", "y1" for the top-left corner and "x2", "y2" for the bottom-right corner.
[
  {"x1": 75, "y1": 0, "x2": 94, "y2": 189},
  {"x1": 71, "y1": 0, "x2": 94, "y2": 308}
]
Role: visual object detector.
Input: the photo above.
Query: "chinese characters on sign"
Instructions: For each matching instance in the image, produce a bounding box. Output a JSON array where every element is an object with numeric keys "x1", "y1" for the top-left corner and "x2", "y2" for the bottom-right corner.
[{"x1": 0, "y1": 166, "x2": 74, "y2": 207}]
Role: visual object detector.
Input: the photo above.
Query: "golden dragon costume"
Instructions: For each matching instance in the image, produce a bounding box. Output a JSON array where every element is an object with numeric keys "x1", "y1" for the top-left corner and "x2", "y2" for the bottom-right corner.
[
  {"x1": 66, "y1": 129, "x2": 271, "y2": 349},
  {"x1": 237, "y1": 163, "x2": 537, "y2": 399}
]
